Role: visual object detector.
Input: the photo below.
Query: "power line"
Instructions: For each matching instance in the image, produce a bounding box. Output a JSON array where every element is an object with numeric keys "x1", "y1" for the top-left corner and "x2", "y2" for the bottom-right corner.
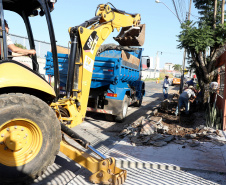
[
  {"x1": 172, "y1": 0, "x2": 182, "y2": 23},
  {"x1": 160, "y1": 51, "x2": 183, "y2": 55},
  {"x1": 190, "y1": 13, "x2": 199, "y2": 19},
  {"x1": 174, "y1": 0, "x2": 189, "y2": 22}
]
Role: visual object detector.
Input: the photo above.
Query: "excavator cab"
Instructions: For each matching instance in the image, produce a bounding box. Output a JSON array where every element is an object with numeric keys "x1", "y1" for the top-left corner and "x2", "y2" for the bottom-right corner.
[
  {"x1": 0, "y1": 0, "x2": 59, "y2": 100},
  {"x1": 0, "y1": 0, "x2": 61, "y2": 184}
]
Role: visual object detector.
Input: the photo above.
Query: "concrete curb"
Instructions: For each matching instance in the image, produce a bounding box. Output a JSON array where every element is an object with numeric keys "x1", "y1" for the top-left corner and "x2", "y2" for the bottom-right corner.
[
  {"x1": 115, "y1": 160, "x2": 181, "y2": 170},
  {"x1": 115, "y1": 160, "x2": 226, "y2": 174}
]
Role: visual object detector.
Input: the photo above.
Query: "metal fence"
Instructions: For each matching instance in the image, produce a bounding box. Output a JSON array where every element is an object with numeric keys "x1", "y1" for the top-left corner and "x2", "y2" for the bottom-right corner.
[
  {"x1": 9, "y1": 34, "x2": 68, "y2": 78},
  {"x1": 9, "y1": 33, "x2": 52, "y2": 58}
]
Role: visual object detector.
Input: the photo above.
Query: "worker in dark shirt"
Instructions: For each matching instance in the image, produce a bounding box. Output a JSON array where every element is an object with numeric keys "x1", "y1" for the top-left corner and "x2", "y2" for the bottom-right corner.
[
  {"x1": 186, "y1": 78, "x2": 194, "y2": 86},
  {"x1": 175, "y1": 86, "x2": 196, "y2": 116}
]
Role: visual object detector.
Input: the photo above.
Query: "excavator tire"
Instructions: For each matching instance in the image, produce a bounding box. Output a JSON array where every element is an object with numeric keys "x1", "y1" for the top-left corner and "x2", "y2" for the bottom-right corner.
[
  {"x1": 115, "y1": 95, "x2": 129, "y2": 123},
  {"x1": 0, "y1": 93, "x2": 61, "y2": 184}
]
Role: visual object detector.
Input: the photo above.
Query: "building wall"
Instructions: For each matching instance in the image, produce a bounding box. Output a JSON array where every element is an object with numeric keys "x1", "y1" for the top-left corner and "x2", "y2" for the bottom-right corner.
[
  {"x1": 164, "y1": 63, "x2": 174, "y2": 71},
  {"x1": 141, "y1": 70, "x2": 160, "y2": 80},
  {"x1": 216, "y1": 66, "x2": 225, "y2": 130},
  {"x1": 142, "y1": 56, "x2": 154, "y2": 69}
]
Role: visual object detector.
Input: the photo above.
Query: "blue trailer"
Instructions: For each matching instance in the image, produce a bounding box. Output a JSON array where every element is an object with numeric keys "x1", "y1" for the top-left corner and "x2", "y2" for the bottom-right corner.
[{"x1": 45, "y1": 45, "x2": 145, "y2": 122}]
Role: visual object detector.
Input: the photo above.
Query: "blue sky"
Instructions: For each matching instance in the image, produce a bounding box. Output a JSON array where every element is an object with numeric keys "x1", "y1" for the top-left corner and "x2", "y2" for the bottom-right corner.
[{"x1": 4, "y1": 0, "x2": 199, "y2": 68}]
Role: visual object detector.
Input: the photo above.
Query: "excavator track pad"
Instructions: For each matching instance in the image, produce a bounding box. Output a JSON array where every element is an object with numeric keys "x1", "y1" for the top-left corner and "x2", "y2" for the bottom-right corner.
[{"x1": 114, "y1": 24, "x2": 145, "y2": 46}]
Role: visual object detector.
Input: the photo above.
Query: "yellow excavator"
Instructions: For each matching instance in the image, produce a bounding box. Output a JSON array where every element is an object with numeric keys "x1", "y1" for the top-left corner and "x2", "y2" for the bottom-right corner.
[{"x1": 0, "y1": 0, "x2": 145, "y2": 184}]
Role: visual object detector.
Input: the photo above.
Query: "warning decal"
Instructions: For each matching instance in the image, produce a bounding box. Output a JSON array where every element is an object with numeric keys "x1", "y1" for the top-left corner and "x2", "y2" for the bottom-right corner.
[
  {"x1": 84, "y1": 55, "x2": 94, "y2": 72},
  {"x1": 83, "y1": 31, "x2": 99, "y2": 54}
]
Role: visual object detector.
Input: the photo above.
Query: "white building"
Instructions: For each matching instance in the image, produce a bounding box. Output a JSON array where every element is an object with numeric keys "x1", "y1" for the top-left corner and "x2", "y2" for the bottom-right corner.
[
  {"x1": 164, "y1": 63, "x2": 174, "y2": 71},
  {"x1": 142, "y1": 56, "x2": 153, "y2": 69},
  {"x1": 141, "y1": 56, "x2": 160, "y2": 79}
]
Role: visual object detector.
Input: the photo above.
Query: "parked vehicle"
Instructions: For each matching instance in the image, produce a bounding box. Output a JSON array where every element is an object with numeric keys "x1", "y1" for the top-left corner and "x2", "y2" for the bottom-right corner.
[
  {"x1": 88, "y1": 44, "x2": 146, "y2": 122},
  {"x1": 172, "y1": 73, "x2": 181, "y2": 85},
  {"x1": 46, "y1": 45, "x2": 146, "y2": 122}
]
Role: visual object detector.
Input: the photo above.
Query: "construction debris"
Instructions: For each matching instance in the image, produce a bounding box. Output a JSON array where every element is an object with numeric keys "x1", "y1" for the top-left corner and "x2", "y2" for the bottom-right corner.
[{"x1": 119, "y1": 111, "x2": 226, "y2": 147}]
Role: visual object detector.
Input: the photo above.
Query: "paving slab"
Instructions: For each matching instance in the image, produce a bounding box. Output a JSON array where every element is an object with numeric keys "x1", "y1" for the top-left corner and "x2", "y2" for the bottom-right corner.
[{"x1": 105, "y1": 133, "x2": 226, "y2": 173}]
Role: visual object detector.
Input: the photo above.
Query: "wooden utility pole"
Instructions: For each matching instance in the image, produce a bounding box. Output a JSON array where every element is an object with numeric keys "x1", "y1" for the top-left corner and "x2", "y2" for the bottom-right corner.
[
  {"x1": 222, "y1": 0, "x2": 225, "y2": 25},
  {"x1": 188, "y1": 0, "x2": 192, "y2": 20},
  {"x1": 214, "y1": 0, "x2": 217, "y2": 29},
  {"x1": 154, "y1": 51, "x2": 162, "y2": 78}
]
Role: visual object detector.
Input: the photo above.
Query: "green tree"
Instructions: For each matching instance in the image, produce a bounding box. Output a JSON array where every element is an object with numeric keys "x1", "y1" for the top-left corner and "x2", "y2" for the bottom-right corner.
[
  {"x1": 14, "y1": 43, "x2": 26, "y2": 49},
  {"x1": 173, "y1": 64, "x2": 182, "y2": 72},
  {"x1": 178, "y1": 0, "x2": 226, "y2": 102}
]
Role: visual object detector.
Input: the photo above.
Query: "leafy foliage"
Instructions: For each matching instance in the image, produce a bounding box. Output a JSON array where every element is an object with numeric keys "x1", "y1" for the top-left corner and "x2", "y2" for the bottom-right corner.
[
  {"x1": 173, "y1": 64, "x2": 182, "y2": 72},
  {"x1": 177, "y1": 0, "x2": 225, "y2": 102},
  {"x1": 14, "y1": 43, "x2": 26, "y2": 49},
  {"x1": 193, "y1": 0, "x2": 223, "y2": 26}
]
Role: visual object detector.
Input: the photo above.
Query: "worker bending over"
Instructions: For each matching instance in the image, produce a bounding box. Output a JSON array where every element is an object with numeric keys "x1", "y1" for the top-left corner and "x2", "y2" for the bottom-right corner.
[{"x1": 175, "y1": 85, "x2": 196, "y2": 116}]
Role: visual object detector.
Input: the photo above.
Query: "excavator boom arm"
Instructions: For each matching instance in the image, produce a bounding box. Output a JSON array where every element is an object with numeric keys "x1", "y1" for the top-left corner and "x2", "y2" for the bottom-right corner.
[{"x1": 56, "y1": 3, "x2": 145, "y2": 185}]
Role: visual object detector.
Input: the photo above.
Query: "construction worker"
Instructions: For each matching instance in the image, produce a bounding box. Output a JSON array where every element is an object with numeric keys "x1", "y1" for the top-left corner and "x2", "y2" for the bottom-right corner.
[
  {"x1": 0, "y1": 19, "x2": 36, "y2": 57},
  {"x1": 186, "y1": 78, "x2": 194, "y2": 86},
  {"x1": 175, "y1": 85, "x2": 196, "y2": 116},
  {"x1": 163, "y1": 75, "x2": 170, "y2": 99}
]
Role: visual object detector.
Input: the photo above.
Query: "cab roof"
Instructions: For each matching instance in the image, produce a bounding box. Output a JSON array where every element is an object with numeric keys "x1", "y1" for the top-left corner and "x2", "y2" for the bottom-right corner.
[{"x1": 3, "y1": 0, "x2": 43, "y2": 15}]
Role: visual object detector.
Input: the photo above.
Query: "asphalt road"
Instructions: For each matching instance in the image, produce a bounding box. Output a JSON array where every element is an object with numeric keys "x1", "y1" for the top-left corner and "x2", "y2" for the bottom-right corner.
[{"x1": 31, "y1": 82, "x2": 226, "y2": 185}]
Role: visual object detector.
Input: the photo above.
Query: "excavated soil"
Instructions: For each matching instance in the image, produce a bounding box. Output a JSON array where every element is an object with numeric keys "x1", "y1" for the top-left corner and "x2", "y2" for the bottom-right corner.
[{"x1": 156, "y1": 111, "x2": 210, "y2": 140}]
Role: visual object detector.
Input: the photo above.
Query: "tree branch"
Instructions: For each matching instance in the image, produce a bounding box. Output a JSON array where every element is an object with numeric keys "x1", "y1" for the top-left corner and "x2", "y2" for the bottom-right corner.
[
  {"x1": 198, "y1": 52, "x2": 209, "y2": 81},
  {"x1": 191, "y1": 52, "x2": 199, "y2": 67},
  {"x1": 203, "y1": 51, "x2": 206, "y2": 65},
  {"x1": 209, "y1": 44, "x2": 226, "y2": 72}
]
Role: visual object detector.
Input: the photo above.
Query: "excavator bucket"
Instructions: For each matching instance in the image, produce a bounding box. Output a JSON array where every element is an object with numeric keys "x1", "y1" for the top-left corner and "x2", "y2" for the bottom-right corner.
[{"x1": 114, "y1": 24, "x2": 145, "y2": 46}]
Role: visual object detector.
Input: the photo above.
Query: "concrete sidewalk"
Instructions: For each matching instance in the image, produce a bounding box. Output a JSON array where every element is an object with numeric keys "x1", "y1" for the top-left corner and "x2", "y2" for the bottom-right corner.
[
  {"x1": 106, "y1": 136, "x2": 226, "y2": 173},
  {"x1": 103, "y1": 130, "x2": 226, "y2": 184},
  {"x1": 64, "y1": 131, "x2": 226, "y2": 185}
]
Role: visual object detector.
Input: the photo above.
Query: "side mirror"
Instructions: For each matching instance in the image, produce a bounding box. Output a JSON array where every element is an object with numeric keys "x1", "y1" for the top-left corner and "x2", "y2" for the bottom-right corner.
[{"x1": 147, "y1": 59, "x2": 150, "y2": 68}]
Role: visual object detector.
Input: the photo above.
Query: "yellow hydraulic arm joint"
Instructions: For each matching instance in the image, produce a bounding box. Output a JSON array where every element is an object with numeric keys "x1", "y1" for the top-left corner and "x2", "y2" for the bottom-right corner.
[
  {"x1": 96, "y1": 4, "x2": 141, "y2": 28},
  {"x1": 60, "y1": 125, "x2": 127, "y2": 185}
]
